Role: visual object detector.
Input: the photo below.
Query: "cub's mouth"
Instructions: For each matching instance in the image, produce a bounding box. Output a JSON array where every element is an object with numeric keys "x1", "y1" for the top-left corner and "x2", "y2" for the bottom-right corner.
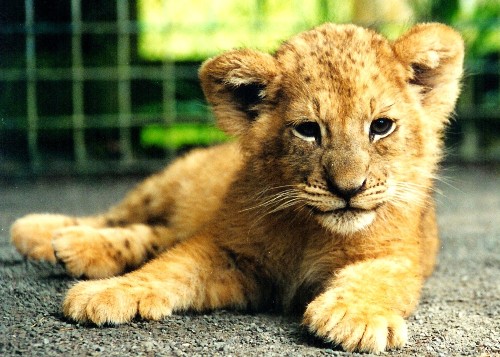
[
  {"x1": 309, "y1": 205, "x2": 377, "y2": 235},
  {"x1": 312, "y1": 206, "x2": 370, "y2": 215},
  {"x1": 295, "y1": 180, "x2": 386, "y2": 234}
]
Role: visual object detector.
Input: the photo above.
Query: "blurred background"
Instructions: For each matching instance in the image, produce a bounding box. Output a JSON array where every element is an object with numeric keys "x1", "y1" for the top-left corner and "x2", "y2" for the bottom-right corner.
[{"x1": 0, "y1": 0, "x2": 498, "y2": 177}]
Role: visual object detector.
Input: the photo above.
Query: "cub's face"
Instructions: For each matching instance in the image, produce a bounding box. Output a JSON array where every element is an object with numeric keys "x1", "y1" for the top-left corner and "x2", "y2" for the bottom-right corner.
[{"x1": 200, "y1": 23, "x2": 463, "y2": 234}]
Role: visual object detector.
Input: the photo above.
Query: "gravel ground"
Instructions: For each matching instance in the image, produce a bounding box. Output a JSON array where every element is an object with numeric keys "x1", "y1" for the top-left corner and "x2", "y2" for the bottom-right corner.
[{"x1": 0, "y1": 166, "x2": 498, "y2": 356}]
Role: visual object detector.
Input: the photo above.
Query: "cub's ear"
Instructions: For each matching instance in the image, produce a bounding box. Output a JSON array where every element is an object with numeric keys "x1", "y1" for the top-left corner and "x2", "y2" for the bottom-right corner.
[
  {"x1": 393, "y1": 23, "x2": 464, "y2": 122},
  {"x1": 199, "y1": 49, "x2": 279, "y2": 136}
]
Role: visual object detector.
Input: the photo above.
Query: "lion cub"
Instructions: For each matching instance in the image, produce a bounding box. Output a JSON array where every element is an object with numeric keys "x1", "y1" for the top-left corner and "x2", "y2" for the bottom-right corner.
[{"x1": 11, "y1": 23, "x2": 463, "y2": 353}]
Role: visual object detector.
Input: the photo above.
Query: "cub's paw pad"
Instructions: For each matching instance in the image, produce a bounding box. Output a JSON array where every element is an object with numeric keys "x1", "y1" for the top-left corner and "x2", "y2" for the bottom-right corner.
[
  {"x1": 52, "y1": 227, "x2": 125, "y2": 279},
  {"x1": 63, "y1": 280, "x2": 136, "y2": 325},
  {"x1": 303, "y1": 296, "x2": 407, "y2": 353},
  {"x1": 63, "y1": 279, "x2": 173, "y2": 325},
  {"x1": 10, "y1": 214, "x2": 78, "y2": 263}
]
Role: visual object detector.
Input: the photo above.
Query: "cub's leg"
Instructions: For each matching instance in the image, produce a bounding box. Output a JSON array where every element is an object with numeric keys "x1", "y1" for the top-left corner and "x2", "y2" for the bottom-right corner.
[
  {"x1": 9, "y1": 162, "x2": 187, "y2": 266},
  {"x1": 11, "y1": 212, "x2": 180, "y2": 278},
  {"x1": 303, "y1": 257, "x2": 423, "y2": 353},
  {"x1": 52, "y1": 225, "x2": 178, "y2": 279},
  {"x1": 10, "y1": 214, "x2": 176, "y2": 278},
  {"x1": 62, "y1": 236, "x2": 259, "y2": 325}
]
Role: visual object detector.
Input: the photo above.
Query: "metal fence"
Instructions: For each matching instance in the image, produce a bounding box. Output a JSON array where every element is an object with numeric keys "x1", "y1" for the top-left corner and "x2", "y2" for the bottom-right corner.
[
  {"x1": 0, "y1": 0, "x2": 189, "y2": 176},
  {"x1": 0, "y1": 1, "x2": 499, "y2": 177}
]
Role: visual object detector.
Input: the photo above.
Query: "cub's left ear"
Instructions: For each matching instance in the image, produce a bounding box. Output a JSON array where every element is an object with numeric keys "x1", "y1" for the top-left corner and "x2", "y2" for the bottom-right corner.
[
  {"x1": 393, "y1": 23, "x2": 464, "y2": 122},
  {"x1": 199, "y1": 49, "x2": 279, "y2": 136}
]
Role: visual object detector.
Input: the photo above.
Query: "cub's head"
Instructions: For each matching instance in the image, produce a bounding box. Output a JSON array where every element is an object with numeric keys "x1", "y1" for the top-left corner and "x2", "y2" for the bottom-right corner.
[{"x1": 200, "y1": 23, "x2": 464, "y2": 234}]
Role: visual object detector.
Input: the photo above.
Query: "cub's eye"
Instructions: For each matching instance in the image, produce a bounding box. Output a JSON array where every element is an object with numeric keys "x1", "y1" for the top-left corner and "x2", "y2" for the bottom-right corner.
[
  {"x1": 292, "y1": 121, "x2": 321, "y2": 143},
  {"x1": 370, "y1": 118, "x2": 395, "y2": 140}
]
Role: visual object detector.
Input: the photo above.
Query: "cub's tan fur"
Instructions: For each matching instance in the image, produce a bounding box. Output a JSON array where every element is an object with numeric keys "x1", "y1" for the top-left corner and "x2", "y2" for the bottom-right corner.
[{"x1": 11, "y1": 23, "x2": 463, "y2": 353}]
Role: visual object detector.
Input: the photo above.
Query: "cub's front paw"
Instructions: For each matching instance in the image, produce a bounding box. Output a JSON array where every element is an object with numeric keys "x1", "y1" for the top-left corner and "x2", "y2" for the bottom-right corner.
[
  {"x1": 63, "y1": 278, "x2": 174, "y2": 325},
  {"x1": 303, "y1": 289, "x2": 407, "y2": 353},
  {"x1": 10, "y1": 214, "x2": 77, "y2": 263},
  {"x1": 52, "y1": 227, "x2": 125, "y2": 279}
]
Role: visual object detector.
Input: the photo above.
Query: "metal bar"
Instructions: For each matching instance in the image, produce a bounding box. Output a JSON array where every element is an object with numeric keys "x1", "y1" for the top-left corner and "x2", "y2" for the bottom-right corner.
[
  {"x1": 0, "y1": 21, "x2": 134, "y2": 35},
  {"x1": 2, "y1": 112, "x2": 209, "y2": 131},
  {"x1": 71, "y1": 0, "x2": 87, "y2": 170},
  {"x1": 117, "y1": 0, "x2": 133, "y2": 164},
  {"x1": 161, "y1": 61, "x2": 176, "y2": 159},
  {"x1": 0, "y1": 65, "x2": 199, "y2": 81},
  {"x1": 25, "y1": 0, "x2": 40, "y2": 172},
  {"x1": 162, "y1": 62, "x2": 176, "y2": 125}
]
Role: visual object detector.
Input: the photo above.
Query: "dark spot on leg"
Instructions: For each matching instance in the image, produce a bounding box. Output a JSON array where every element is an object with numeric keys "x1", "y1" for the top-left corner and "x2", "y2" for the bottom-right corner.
[
  {"x1": 116, "y1": 219, "x2": 128, "y2": 227},
  {"x1": 146, "y1": 215, "x2": 169, "y2": 226},
  {"x1": 106, "y1": 219, "x2": 128, "y2": 227},
  {"x1": 111, "y1": 250, "x2": 123, "y2": 262},
  {"x1": 124, "y1": 239, "x2": 130, "y2": 249}
]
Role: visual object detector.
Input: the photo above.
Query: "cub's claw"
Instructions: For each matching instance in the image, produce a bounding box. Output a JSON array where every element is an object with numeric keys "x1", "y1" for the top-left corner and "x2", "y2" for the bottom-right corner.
[
  {"x1": 303, "y1": 290, "x2": 408, "y2": 353},
  {"x1": 63, "y1": 278, "x2": 174, "y2": 325}
]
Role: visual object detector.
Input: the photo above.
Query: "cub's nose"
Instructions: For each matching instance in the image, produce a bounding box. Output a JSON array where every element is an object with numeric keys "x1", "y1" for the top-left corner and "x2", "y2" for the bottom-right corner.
[{"x1": 326, "y1": 177, "x2": 366, "y2": 201}]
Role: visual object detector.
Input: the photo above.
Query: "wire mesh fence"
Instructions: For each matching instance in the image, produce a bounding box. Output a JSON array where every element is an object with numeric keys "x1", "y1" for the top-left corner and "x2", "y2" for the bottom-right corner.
[{"x1": 0, "y1": 0, "x2": 499, "y2": 177}]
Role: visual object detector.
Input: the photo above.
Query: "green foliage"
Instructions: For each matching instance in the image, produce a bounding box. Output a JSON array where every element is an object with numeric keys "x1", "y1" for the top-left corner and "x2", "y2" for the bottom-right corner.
[
  {"x1": 462, "y1": 0, "x2": 500, "y2": 57},
  {"x1": 412, "y1": 0, "x2": 499, "y2": 57},
  {"x1": 137, "y1": 0, "x2": 352, "y2": 61},
  {"x1": 431, "y1": 0, "x2": 460, "y2": 23},
  {"x1": 141, "y1": 123, "x2": 231, "y2": 150}
]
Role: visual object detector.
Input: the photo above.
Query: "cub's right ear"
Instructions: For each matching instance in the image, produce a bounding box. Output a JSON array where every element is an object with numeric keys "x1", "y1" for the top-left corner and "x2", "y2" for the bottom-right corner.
[
  {"x1": 199, "y1": 49, "x2": 279, "y2": 136},
  {"x1": 393, "y1": 23, "x2": 464, "y2": 124}
]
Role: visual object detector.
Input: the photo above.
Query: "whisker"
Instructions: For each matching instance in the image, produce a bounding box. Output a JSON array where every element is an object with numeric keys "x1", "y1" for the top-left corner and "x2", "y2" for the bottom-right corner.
[
  {"x1": 266, "y1": 198, "x2": 305, "y2": 215},
  {"x1": 249, "y1": 185, "x2": 298, "y2": 200},
  {"x1": 434, "y1": 174, "x2": 463, "y2": 194},
  {"x1": 395, "y1": 181, "x2": 444, "y2": 196},
  {"x1": 240, "y1": 189, "x2": 301, "y2": 213},
  {"x1": 389, "y1": 181, "x2": 432, "y2": 210},
  {"x1": 241, "y1": 186, "x2": 311, "y2": 229}
]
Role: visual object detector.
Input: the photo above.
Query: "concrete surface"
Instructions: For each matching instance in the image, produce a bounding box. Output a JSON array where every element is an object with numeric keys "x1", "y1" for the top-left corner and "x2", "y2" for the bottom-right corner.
[{"x1": 0, "y1": 166, "x2": 498, "y2": 356}]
